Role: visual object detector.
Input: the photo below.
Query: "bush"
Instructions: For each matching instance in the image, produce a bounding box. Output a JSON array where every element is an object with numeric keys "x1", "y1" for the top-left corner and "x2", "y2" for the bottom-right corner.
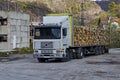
[{"x1": 0, "y1": 52, "x2": 10, "y2": 57}]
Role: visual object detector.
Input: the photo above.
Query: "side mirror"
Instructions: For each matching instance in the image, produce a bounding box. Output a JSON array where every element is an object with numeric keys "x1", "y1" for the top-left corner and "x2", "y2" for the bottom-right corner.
[{"x1": 63, "y1": 28, "x2": 67, "y2": 36}]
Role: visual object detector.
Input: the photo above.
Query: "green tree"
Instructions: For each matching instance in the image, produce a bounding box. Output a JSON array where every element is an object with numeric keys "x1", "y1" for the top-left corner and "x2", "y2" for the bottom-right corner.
[{"x1": 108, "y1": 2, "x2": 120, "y2": 18}]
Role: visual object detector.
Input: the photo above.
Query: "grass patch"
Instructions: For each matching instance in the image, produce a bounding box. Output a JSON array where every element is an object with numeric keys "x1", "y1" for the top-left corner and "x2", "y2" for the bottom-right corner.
[
  {"x1": 13, "y1": 47, "x2": 34, "y2": 54},
  {"x1": 0, "y1": 52, "x2": 10, "y2": 57},
  {"x1": 0, "y1": 47, "x2": 33, "y2": 57}
]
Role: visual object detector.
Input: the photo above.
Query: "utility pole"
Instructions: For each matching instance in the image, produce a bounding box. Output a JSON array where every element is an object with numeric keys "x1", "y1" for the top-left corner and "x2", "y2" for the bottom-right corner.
[
  {"x1": 80, "y1": 0, "x2": 85, "y2": 26},
  {"x1": 10, "y1": 0, "x2": 18, "y2": 12},
  {"x1": 16, "y1": 0, "x2": 18, "y2": 12},
  {"x1": 7, "y1": 0, "x2": 10, "y2": 11}
]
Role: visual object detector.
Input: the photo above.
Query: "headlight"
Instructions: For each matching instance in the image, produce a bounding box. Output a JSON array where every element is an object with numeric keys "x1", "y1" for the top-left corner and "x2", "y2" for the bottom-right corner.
[
  {"x1": 56, "y1": 49, "x2": 64, "y2": 53},
  {"x1": 38, "y1": 50, "x2": 41, "y2": 53},
  {"x1": 52, "y1": 50, "x2": 56, "y2": 53}
]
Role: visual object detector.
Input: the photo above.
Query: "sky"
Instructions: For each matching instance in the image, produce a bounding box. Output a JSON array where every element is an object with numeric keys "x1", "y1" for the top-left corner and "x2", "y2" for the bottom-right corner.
[{"x1": 91, "y1": 0, "x2": 102, "y2": 1}]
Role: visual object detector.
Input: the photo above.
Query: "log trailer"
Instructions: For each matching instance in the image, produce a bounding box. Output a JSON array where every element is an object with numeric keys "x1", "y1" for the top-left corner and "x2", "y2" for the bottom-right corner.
[{"x1": 33, "y1": 14, "x2": 109, "y2": 62}]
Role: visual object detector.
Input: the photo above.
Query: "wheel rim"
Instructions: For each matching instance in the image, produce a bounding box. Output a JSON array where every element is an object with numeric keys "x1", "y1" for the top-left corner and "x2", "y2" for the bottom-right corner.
[{"x1": 80, "y1": 52, "x2": 83, "y2": 57}]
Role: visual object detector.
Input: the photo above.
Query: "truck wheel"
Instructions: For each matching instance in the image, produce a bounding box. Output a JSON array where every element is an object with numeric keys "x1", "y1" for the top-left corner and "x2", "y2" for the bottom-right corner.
[
  {"x1": 105, "y1": 47, "x2": 109, "y2": 54},
  {"x1": 73, "y1": 53, "x2": 77, "y2": 59},
  {"x1": 99, "y1": 47, "x2": 103, "y2": 54},
  {"x1": 95, "y1": 47, "x2": 99, "y2": 55},
  {"x1": 69, "y1": 49, "x2": 76, "y2": 59},
  {"x1": 61, "y1": 53, "x2": 71, "y2": 62},
  {"x1": 97, "y1": 47, "x2": 102, "y2": 55},
  {"x1": 37, "y1": 58, "x2": 46, "y2": 62},
  {"x1": 77, "y1": 51, "x2": 84, "y2": 59},
  {"x1": 101, "y1": 47, "x2": 105, "y2": 54},
  {"x1": 77, "y1": 49, "x2": 84, "y2": 59},
  {"x1": 69, "y1": 49, "x2": 73, "y2": 59}
]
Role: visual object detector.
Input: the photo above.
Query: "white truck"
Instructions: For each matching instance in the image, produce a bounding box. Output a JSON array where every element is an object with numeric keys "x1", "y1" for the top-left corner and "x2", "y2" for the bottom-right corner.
[{"x1": 33, "y1": 14, "x2": 109, "y2": 62}]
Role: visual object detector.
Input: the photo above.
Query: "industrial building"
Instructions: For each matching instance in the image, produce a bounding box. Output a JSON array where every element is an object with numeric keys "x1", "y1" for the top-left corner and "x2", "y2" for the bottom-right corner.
[{"x1": 0, "y1": 11, "x2": 30, "y2": 51}]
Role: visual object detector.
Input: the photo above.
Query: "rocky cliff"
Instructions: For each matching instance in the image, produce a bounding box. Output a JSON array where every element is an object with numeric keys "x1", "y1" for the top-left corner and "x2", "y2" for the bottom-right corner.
[{"x1": 0, "y1": 0, "x2": 104, "y2": 24}]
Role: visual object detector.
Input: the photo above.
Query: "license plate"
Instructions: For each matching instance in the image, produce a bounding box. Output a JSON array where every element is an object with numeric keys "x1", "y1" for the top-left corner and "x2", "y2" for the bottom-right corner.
[{"x1": 41, "y1": 50, "x2": 53, "y2": 53}]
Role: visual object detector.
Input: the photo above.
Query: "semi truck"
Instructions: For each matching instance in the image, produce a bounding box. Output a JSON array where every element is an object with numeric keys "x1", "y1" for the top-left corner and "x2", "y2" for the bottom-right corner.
[{"x1": 33, "y1": 14, "x2": 109, "y2": 62}]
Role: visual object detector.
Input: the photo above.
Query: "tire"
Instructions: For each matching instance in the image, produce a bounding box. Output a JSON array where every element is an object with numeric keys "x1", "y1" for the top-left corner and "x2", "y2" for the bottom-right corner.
[
  {"x1": 95, "y1": 47, "x2": 99, "y2": 55},
  {"x1": 76, "y1": 48, "x2": 84, "y2": 59},
  {"x1": 61, "y1": 50, "x2": 71, "y2": 62},
  {"x1": 70, "y1": 49, "x2": 77, "y2": 59},
  {"x1": 72, "y1": 53, "x2": 77, "y2": 59},
  {"x1": 101, "y1": 47, "x2": 105, "y2": 54},
  {"x1": 69, "y1": 49, "x2": 73, "y2": 59},
  {"x1": 97, "y1": 47, "x2": 102, "y2": 55},
  {"x1": 37, "y1": 58, "x2": 46, "y2": 62},
  {"x1": 105, "y1": 47, "x2": 109, "y2": 54},
  {"x1": 77, "y1": 51, "x2": 84, "y2": 59},
  {"x1": 99, "y1": 47, "x2": 104, "y2": 54},
  {"x1": 61, "y1": 55, "x2": 70, "y2": 62}
]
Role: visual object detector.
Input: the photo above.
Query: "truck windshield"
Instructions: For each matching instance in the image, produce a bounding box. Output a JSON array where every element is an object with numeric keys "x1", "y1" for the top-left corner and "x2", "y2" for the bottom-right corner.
[{"x1": 34, "y1": 27, "x2": 61, "y2": 39}]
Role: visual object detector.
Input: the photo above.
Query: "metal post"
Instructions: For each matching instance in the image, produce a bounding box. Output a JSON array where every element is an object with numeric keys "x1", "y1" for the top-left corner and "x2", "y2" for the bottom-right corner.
[{"x1": 71, "y1": 7, "x2": 74, "y2": 46}]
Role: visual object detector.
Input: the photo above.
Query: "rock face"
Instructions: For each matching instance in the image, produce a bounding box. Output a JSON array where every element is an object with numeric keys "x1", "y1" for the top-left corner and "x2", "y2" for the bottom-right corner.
[
  {"x1": 38, "y1": 0, "x2": 103, "y2": 23},
  {"x1": 16, "y1": 0, "x2": 103, "y2": 15},
  {"x1": 2, "y1": 0, "x2": 103, "y2": 22}
]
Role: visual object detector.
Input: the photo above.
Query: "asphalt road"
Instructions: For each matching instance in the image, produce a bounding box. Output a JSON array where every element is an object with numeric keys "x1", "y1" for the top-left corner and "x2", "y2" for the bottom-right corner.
[{"x1": 0, "y1": 48, "x2": 120, "y2": 80}]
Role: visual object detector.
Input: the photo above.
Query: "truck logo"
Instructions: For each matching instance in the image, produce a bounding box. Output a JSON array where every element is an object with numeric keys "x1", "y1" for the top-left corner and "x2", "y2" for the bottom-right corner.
[
  {"x1": 45, "y1": 44, "x2": 48, "y2": 46},
  {"x1": 41, "y1": 42, "x2": 53, "y2": 48}
]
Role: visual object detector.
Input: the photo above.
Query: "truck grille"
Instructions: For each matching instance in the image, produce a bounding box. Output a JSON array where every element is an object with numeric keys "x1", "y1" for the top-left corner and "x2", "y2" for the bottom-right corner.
[{"x1": 41, "y1": 42, "x2": 53, "y2": 48}]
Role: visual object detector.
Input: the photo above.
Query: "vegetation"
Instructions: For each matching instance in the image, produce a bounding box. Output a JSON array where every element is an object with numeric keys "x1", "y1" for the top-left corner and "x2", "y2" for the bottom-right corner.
[
  {"x1": 0, "y1": 0, "x2": 102, "y2": 25},
  {"x1": 20, "y1": 1, "x2": 52, "y2": 16},
  {"x1": 0, "y1": 0, "x2": 52, "y2": 17},
  {"x1": 13, "y1": 47, "x2": 34, "y2": 54},
  {"x1": 107, "y1": 2, "x2": 120, "y2": 48},
  {"x1": 110, "y1": 28, "x2": 120, "y2": 48},
  {"x1": 0, "y1": 52, "x2": 10, "y2": 57},
  {"x1": 89, "y1": 18, "x2": 98, "y2": 28},
  {"x1": 0, "y1": 47, "x2": 33, "y2": 57},
  {"x1": 108, "y1": 2, "x2": 120, "y2": 18}
]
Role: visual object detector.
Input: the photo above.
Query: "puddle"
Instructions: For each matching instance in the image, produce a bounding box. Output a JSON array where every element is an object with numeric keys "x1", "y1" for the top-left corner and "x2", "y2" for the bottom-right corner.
[
  {"x1": 0, "y1": 57, "x2": 24, "y2": 62},
  {"x1": 94, "y1": 71, "x2": 120, "y2": 78},
  {"x1": 86, "y1": 61, "x2": 120, "y2": 65},
  {"x1": 96, "y1": 71, "x2": 107, "y2": 73},
  {"x1": 95, "y1": 71, "x2": 107, "y2": 76},
  {"x1": 115, "y1": 48, "x2": 120, "y2": 50}
]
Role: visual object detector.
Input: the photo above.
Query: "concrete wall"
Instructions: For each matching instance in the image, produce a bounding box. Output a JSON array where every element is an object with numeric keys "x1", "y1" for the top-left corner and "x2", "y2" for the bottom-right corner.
[{"x1": 0, "y1": 11, "x2": 30, "y2": 51}]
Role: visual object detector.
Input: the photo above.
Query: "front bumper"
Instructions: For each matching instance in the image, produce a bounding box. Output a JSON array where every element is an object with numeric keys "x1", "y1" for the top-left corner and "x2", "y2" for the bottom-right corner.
[{"x1": 33, "y1": 53, "x2": 64, "y2": 58}]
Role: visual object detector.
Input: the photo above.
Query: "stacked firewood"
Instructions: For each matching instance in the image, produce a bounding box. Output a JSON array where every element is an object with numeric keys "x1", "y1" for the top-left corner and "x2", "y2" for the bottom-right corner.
[{"x1": 74, "y1": 26, "x2": 110, "y2": 46}]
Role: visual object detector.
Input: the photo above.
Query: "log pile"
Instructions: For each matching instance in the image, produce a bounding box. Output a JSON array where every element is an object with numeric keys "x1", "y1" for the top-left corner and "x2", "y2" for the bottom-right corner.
[{"x1": 74, "y1": 26, "x2": 110, "y2": 46}]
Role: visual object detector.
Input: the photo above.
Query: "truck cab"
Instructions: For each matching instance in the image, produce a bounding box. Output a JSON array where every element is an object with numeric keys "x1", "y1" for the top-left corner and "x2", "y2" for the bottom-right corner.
[{"x1": 33, "y1": 15, "x2": 73, "y2": 62}]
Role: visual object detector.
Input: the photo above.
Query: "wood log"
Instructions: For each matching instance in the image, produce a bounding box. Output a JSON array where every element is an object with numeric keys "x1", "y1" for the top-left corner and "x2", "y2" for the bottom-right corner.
[{"x1": 74, "y1": 26, "x2": 110, "y2": 46}]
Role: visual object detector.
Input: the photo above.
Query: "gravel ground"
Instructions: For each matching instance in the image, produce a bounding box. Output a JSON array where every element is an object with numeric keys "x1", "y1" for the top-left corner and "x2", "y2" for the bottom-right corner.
[{"x1": 0, "y1": 48, "x2": 120, "y2": 80}]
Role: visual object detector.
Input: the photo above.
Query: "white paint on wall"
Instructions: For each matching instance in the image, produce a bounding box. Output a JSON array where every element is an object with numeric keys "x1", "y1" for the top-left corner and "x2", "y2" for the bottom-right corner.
[{"x1": 13, "y1": 35, "x2": 16, "y2": 49}]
